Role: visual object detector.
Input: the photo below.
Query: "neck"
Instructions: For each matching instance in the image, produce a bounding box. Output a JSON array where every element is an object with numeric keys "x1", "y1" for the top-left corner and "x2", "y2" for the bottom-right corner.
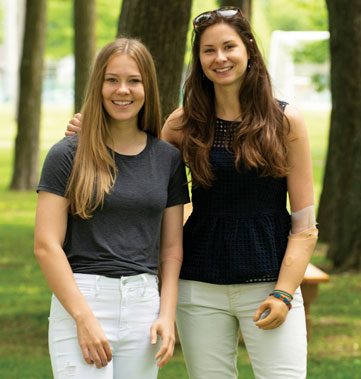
[
  {"x1": 213, "y1": 83, "x2": 242, "y2": 121},
  {"x1": 107, "y1": 119, "x2": 146, "y2": 155}
]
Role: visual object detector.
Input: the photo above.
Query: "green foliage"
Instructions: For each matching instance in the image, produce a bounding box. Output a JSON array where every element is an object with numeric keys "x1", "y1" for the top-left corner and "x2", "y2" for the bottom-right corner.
[
  {"x1": 310, "y1": 73, "x2": 329, "y2": 92},
  {"x1": 95, "y1": 0, "x2": 121, "y2": 47},
  {"x1": 252, "y1": 0, "x2": 328, "y2": 62},
  {"x1": 263, "y1": 0, "x2": 328, "y2": 32},
  {"x1": 293, "y1": 39, "x2": 330, "y2": 92},
  {"x1": 46, "y1": 0, "x2": 73, "y2": 59},
  {"x1": 46, "y1": 0, "x2": 121, "y2": 59},
  {"x1": 293, "y1": 39, "x2": 329, "y2": 64}
]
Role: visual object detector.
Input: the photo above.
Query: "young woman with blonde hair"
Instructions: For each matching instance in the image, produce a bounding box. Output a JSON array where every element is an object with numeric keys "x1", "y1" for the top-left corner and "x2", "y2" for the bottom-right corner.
[{"x1": 35, "y1": 38, "x2": 189, "y2": 379}]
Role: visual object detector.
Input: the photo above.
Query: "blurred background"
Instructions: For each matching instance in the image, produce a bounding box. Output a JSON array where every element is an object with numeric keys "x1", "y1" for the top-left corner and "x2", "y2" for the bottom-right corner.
[{"x1": 0, "y1": 1, "x2": 360, "y2": 378}]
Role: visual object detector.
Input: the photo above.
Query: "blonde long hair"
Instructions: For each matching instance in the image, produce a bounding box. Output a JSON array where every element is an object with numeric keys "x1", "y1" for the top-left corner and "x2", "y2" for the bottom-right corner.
[{"x1": 66, "y1": 38, "x2": 161, "y2": 219}]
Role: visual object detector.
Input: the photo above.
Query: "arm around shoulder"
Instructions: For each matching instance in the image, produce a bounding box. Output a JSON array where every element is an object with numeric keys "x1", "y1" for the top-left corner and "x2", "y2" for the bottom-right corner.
[{"x1": 162, "y1": 108, "x2": 184, "y2": 147}]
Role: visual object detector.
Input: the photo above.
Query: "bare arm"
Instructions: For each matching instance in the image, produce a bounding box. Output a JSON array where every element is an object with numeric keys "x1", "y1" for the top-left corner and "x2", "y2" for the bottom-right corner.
[
  {"x1": 161, "y1": 108, "x2": 184, "y2": 147},
  {"x1": 275, "y1": 105, "x2": 317, "y2": 293},
  {"x1": 150, "y1": 204, "x2": 184, "y2": 368},
  {"x1": 34, "y1": 191, "x2": 112, "y2": 367},
  {"x1": 255, "y1": 105, "x2": 318, "y2": 329}
]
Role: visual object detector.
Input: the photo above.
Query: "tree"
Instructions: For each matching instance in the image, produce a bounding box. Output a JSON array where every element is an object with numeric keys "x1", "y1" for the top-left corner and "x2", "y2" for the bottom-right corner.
[
  {"x1": 10, "y1": 0, "x2": 47, "y2": 190},
  {"x1": 218, "y1": 0, "x2": 252, "y2": 20},
  {"x1": 74, "y1": 0, "x2": 96, "y2": 112},
  {"x1": 117, "y1": 0, "x2": 192, "y2": 119},
  {"x1": 317, "y1": 0, "x2": 361, "y2": 270}
]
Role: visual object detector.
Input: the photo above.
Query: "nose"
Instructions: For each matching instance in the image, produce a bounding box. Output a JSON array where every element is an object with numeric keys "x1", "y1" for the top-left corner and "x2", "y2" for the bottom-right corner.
[
  {"x1": 215, "y1": 49, "x2": 227, "y2": 63},
  {"x1": 116, "y1": 82, "x2": 130, "y2": 95}
]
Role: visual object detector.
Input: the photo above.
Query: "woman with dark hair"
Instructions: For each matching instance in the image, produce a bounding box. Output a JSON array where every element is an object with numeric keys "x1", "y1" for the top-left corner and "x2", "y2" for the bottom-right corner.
[
  {"x1": 35, "y1": 38, "x2": 189, "y2": 379},
  {"x1": 162, "y1": 7, "x2": 318, "y2": 379},
  {"x1": 66, "y1": 8, "x2": 318, "y2": 378}
]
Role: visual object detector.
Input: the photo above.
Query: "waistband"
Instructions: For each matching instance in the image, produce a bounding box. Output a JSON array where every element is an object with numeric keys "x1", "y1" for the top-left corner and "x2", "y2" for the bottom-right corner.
[{"x1": 73, "y1": 272, "x2": 158, "y2": 289}]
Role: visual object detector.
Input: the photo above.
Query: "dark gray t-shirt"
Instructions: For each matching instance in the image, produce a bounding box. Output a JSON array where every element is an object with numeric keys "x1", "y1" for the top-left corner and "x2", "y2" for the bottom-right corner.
[{"x1": 37, "y1": 134, "x2": 189, "y2": 277}]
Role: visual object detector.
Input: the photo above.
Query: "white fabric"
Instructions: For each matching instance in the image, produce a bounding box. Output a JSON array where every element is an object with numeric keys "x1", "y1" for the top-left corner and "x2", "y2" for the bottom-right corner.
[
  {"x1": 291, "y1": 205, "x2": 316, "y2": 234},
  {"x1": 176, "y1": 279, "x2": 307, "y2": 379},
  {"x1": 48, "y1": 273, "x2": 161, "y2": 379}
]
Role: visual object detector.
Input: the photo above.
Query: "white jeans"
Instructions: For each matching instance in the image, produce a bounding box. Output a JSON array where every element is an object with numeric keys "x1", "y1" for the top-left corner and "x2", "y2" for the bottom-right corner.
[
  {"x1": 176, "y1": 280, "x2": 307, "y2": 379},
  {"x1": 49, "y1": 273, "x2": 161, "y2": 379}
]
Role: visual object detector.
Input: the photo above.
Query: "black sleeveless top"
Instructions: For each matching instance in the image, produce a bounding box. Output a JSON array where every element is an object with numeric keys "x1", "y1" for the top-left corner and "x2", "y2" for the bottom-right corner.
[{"x1": 180, "y1": 102, "x2": 291, "y2": 284}]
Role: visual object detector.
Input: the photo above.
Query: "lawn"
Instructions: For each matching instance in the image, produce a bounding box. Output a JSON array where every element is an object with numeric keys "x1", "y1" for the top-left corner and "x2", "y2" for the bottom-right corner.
[{"x1": 1, "y1": 104, "x2": 360, "y2": 378}]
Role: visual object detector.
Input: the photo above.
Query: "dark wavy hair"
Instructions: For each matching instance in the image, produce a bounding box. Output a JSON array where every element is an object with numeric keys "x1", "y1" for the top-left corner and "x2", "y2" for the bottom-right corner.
[{"x1": 180, "y1": 12, "x2": 290, "y2": 188}]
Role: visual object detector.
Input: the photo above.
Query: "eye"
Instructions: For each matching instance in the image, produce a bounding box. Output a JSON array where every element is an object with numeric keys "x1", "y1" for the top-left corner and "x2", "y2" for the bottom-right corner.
[
  {"x1": 203, "y1": 48, "x2": 214, "y2": 54},
  {"x1": 130, "y1": 78, "x2": 142, "y2": 83},
  {"x1": 225, "y1": 45, "x2": 235, "y2": 50},
  {"x1": 105, "y1": 77, "x2": 117, "y2": 83}
]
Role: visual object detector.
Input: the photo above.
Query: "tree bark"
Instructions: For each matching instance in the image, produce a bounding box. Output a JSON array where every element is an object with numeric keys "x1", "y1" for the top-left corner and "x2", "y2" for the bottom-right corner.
[
  {"x1": 74, "y1": 0, "x2": 96, "y2": 113},
  {"x1": 219, "y1": 0, "x2": 252, "y2": 20},
  {"x1": 318, "y1": 0, "x2": 361, "y2": 270},
  {"x1": 117, "y1": 0, "x2": 192, "y2": 119},
  {"x1": 10, "y1": 0, "x2": 46, "y2": 190}
]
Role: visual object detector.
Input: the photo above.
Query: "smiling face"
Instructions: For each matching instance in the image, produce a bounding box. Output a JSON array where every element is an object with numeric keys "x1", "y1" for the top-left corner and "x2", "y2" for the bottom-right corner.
[
  {"x1": 102, "y1": 54, "x2": 145, "y2": 126},
  {"x1": 199, "y1": 22, "x2": 249, "y2": 91}
]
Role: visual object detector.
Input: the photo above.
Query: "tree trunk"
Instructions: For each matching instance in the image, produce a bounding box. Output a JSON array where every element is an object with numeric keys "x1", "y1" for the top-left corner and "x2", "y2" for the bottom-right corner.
[
  {"x1": 10, "y1": 0, "x2": 46, "y2": 190},
  {"x1": 318, "y1": 0, "x2": 361, "y2": 271},
  {"x1": 117, "y1": 0, "x2": 192, "y2": 119},
  {"x1": 74, "y1": 0, "x2": 96, "y2": 113},
  {"x1": 218, "y1": 0, "x2": 252, "y2": 20}
]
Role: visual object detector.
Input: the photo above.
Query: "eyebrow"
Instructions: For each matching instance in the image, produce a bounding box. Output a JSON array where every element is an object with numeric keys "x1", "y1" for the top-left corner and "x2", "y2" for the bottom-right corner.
[
  {"x1": 104, "y1": 73, "x2": 142, "y2": 78},
  {"x1": 202, "y1": 40, "x2": 236, "y2": 47}
]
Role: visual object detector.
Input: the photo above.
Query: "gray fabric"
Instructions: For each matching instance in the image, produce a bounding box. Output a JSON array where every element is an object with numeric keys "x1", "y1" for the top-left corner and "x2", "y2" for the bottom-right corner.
[{"x1": 37, "y1": 134, "x2": 189, "y2": 278}]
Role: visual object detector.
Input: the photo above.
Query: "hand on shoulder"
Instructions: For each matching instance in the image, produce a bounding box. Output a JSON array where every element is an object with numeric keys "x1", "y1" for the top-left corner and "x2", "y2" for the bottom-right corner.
[
  {"x1": 161, "y1": 108, "x2": 184, "y2": 147},
  {"x1": 65, "y1": 113, "x2": 82, "y2": 136}
]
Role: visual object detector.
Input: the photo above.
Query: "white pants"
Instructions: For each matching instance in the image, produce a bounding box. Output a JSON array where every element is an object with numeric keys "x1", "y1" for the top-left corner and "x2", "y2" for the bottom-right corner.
[
  {"x1": 49, "y1": 273, "x2": 161, "y2": 379},
  {"x1": 176, "y1": 280, "x2": 307, "y2": 379}
]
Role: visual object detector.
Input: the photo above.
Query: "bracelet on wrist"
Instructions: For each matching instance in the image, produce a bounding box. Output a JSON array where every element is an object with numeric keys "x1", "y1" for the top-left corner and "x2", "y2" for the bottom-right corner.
[
  {"x1": 269, "y1": 292, "x2": 292, "y2": 310},
  {"x1": 270, "y1": 289, "x2": 293, "y2": 301}
]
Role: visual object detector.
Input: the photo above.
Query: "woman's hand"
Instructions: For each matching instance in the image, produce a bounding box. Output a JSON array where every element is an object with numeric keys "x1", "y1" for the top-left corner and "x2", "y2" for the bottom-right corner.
[
  {"x1": 150, "y1": 317, "x2": 175, "y2": 368},
  {"x1": 65, "y1": 113, "x2": 82, "y2": 136},
  {"x1": 76, "y1": 313, "x2": 112, "y2": 368},
  {"x1": 253, "y1": 296, "x2": 290, "y2": 330}
]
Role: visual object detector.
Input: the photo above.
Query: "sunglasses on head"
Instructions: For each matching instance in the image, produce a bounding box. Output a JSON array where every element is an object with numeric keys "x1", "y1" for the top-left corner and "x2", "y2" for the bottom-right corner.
[{"x1": 193, "y1": 7, "x2": 243, "y2": 32}]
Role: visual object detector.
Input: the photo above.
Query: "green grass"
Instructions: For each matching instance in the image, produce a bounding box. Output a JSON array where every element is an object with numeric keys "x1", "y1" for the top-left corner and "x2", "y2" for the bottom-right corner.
[{"x1": 1, "y1": 104, "x2": 360, "y2": 378}]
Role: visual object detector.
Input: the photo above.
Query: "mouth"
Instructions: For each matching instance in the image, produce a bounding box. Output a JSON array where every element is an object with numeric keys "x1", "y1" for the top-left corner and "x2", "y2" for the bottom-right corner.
[
  {"x1": 112, "y1": 100, "x2": 133, "y2": 106},
  {"x1": 214, "y1": 67, "x2": 233, "y2": 73}
]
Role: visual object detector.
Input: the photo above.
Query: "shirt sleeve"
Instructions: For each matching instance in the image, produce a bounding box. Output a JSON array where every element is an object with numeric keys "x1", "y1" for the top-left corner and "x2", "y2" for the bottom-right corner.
[
  {"x1": 37, "y1": 137, "x2": 76, "y2": 197},
  {"x1": 166, "y1": 150, "x2": 190, "y2": 208}
]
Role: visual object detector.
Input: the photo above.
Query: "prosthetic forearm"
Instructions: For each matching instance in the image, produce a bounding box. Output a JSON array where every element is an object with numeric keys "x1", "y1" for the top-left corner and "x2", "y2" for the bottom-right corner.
[{"x1": 275, "y1": 205, "x2": 318, "y2": 296}]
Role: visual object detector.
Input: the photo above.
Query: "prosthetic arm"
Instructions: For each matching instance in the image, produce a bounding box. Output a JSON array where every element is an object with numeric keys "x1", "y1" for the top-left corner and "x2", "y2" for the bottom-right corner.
[{"x1": 275, "y1": 205, "x2": 318, "y2": 297}]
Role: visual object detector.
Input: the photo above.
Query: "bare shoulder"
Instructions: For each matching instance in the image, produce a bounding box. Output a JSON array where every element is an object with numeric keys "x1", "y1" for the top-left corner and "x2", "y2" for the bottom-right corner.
[
  {"x1": 162, "y1": 107, "x2": 184, "y2": 146},
  {"x1": 283, "y1": 104, "x2": 308, "y2": 140}
]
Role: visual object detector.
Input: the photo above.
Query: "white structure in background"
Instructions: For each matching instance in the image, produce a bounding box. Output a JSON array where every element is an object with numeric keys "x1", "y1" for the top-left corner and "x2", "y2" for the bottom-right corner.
[
  {"x1": 268, "y1": 30, "x2": 330, "y2": 109},
  {"x1": 0, "y1": 0, "x2": 73, "y2": 106},
  {"x1": 0, "y1": 0, "x2": 25, "y2": 104},
  {"x1": 43, "y1": 55, "x2": 74, "y2": 105}
]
